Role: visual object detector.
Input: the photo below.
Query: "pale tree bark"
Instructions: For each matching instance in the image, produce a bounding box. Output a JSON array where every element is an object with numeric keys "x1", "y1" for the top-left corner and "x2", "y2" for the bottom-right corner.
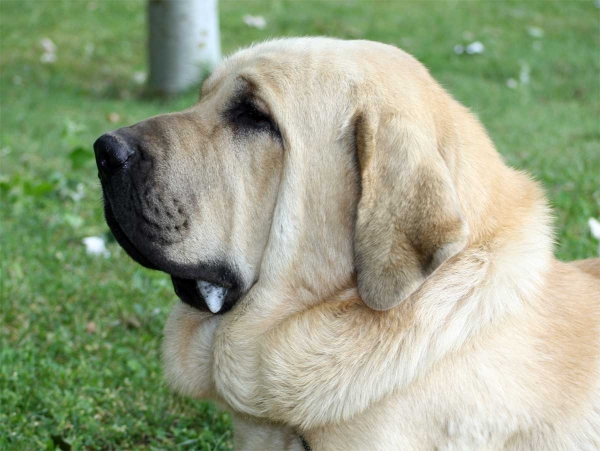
[{"x1": 148, "y1": 0, "x2": 221, "y2": 95}]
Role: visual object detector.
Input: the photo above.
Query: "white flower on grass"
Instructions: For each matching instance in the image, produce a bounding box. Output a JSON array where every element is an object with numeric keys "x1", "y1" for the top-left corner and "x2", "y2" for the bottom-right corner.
[
  {"x1": 70, "y1": 183, "x2": 85, "y2": 203},
  {"x1": 506, "y1": 78, "x2": 518, "y2": 89},
  {"x1": 107, "y1": 112, "x2": 121, "y2": 124},
  {"x1": 40, "y1": 52, "x2": 57, "y2": 64},
  {"x1": 466, "y1": 41, "x2": 485, "y2": 55},
  {"x1": 453, "y1": 45, "x2": 465, "y2": 55},
  {"x1": 40, "y1": 37, "x2": 57, "y2": 53},
  {"x1": 40, "y1": 37, "x2": 57, "y2": 64},
  {"x1": 519, "y1": 63, "x2": 531, "y2": 85},
  {"x1": 132, "y1": 71, "x2": 147, "y2": 85},
  {"x1": 82, "y1": 236, "x2": 110, "y2": 258},
  {"x1": 84, "y1": 42, "x2": 95, "y2": 58},
  {"x1": 243, "y1": 15, "x2": 267, "y2": 30},
  {"x1": 527, "y1": 27, "x2": 544, "y2": 38},
  {"x1": 589, "y1": 218, "x2": 600, "y2": 255},
  {"x1": 506, "y1": 63, "x2": 531, "y2": 88}
]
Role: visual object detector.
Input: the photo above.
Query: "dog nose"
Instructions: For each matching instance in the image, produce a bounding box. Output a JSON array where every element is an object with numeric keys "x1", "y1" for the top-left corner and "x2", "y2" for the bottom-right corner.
[{"x1": 94, "y1": 133, "x2": 134, "y2": 177}]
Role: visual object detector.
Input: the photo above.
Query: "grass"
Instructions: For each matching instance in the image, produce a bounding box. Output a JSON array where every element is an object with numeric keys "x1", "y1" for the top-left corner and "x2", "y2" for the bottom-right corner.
[{"x1": 1, "y1": 0, "x2": 598, "y2": 449}]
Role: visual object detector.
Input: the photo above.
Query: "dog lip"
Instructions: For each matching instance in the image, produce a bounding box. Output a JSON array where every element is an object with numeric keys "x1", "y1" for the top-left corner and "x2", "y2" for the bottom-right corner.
[
  {"x1": 102, "y1": 193, "x2": 158, "y2": 270},
  {"x1": 102, "y1": 188, "x2": 243, "y2": 314},
  {"x1": 171, "y1": 277, "x2": 210, "y2": 312},
  {"x1": 101, "y1": 189, "x2": 195, "y2": 277}
]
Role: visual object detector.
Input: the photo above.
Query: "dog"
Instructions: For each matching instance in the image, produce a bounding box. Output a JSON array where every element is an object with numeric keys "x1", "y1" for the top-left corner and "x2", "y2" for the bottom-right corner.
[{"x1": 95, "y1": 38, "x2": 600, "y2": 450}]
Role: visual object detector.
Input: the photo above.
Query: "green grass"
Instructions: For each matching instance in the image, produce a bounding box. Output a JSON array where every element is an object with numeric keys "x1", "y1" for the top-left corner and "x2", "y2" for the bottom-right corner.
[{"x1": 1, "y1": 0, "x2": 598, "y2": 449}]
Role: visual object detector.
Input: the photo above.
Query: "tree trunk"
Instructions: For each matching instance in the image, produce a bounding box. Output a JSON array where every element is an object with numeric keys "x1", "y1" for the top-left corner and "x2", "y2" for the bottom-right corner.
[{"x1": 148, "y1": 0, "x2": 221, "y2": 95}]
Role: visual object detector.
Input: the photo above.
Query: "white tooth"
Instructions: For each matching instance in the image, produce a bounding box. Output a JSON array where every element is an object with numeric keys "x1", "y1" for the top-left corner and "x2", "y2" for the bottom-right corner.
[{"x1": 196, "y1": 280, "x2": 227, "y2": 313}]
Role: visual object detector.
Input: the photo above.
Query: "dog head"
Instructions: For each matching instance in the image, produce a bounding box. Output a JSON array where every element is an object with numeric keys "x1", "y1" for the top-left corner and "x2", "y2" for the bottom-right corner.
[
  {"x1": 94, "y1": 59, "x2": 286, "y2": 313},
  {"x1": 95, "y1": 38, "x2": 471, "y2": 314}
]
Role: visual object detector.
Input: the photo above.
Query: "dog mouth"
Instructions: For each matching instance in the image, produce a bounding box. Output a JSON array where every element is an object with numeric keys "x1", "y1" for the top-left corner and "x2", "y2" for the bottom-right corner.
[
  {"x1": 102, "y1": 193, "x2": 241, "y2": 314},
  {"x1": 171, "y1": 278, "x2": 237, "y2": 314},
  {"x1": 169, "y1": 265, "x2": 241, "y2": 315}
]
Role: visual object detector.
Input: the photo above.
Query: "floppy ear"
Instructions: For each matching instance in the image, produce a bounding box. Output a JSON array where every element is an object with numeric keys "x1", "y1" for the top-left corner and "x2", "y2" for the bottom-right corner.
[{"x1": 353, "y1": 108, "x2": 469, "y2": 310}]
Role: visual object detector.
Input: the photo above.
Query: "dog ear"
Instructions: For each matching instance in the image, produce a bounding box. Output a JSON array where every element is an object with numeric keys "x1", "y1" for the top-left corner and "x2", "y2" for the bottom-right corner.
[{"x1": 353, "y1": 108, "x2": 469, "y2": 311}]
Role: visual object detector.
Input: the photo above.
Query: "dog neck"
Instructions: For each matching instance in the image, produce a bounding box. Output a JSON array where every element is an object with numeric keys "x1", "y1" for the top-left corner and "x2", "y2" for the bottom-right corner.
[
  {"x1": 459, "y1": 149, "x2": 553, "y2": 292},
  {"x1": 214, "y1": 119, "x2": 556, "y2": 424},
  {"x1": 436, "y1": 97, "x2": 554, "y2": 295}
]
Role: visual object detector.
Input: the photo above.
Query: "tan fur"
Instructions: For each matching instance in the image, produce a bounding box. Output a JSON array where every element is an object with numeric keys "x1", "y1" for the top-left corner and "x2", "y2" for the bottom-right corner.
[{"x1": 156, "y1": 38, "x2": 600, "y2": 449}]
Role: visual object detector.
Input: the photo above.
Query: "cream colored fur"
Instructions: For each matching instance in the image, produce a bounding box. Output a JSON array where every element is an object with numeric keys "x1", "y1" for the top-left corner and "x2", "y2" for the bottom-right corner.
[{"x1": 161, "y1": 38, "x2": 600, "y2": 450}]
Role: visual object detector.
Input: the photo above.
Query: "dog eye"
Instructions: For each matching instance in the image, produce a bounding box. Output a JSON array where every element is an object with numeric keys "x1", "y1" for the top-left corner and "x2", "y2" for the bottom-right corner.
[
  {"x1": 235, "y1": 106, "x2": 271, "y2": 129},
  {"x1": 230, "y1": 101, "x2": 280, "y2": 136}
]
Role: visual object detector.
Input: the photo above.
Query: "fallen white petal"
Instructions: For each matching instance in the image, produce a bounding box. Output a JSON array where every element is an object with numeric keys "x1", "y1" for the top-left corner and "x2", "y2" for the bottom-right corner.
[
  {"x1": 527, "y1": 26, "x2": 544, "y2": 38},
  {"x1": 40, "y1": 52, "x2": 57, "y2": 64},
  {"x1": 84, "y1": 42, "x2": 95, "y2": 57},
  {"x1": 132, "y1": 71, "x2": 147, "y2": 85},
  {"x1": 519, "y1": 64, "x2": 530, "y2": 85},
  {"x1": 197, "y1": 280, "x2": 227, "y2": 313},
  {"x1": 453, "y1": 44, "x2": 464, "y2": 55},
  {"x1": 70, "y1": 183, "x2": 85, "y2": 202},
  {"x1": 466, "y1": 41, "x2": 485, "y2": 55},
  {"x1": 590, "y1": 218, "x2": 600, "y2": 256},
  {"x1": 506, "y1": 78, "x2": 518, "y2": 89},
  {"x1": 82, "y1": 236, "x2": 110, "y2": 258},
  {"x1": 40, "y1": 37, "x2": 57, "y2": 53},
  {"x1": 243, "y1": 15, "x2": 267, "y2": 30},
  {"x1": 589, "y1": 218, "x2": 600, "y2": 239}
]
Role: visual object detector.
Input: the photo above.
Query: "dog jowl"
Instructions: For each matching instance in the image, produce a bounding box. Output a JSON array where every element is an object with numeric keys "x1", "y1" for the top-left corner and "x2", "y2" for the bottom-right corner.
[{"x1": 94, "y1": 88, "x2": 284, "y2": 314}]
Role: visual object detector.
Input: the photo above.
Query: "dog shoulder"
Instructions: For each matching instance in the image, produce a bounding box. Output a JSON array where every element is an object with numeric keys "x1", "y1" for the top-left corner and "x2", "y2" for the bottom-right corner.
[
  {"x1": 534, "y1": 260, "x2": 600, "y2": 406},
  {"x1": 570, "y1": 257, "x2": 600, "y2": 280}
]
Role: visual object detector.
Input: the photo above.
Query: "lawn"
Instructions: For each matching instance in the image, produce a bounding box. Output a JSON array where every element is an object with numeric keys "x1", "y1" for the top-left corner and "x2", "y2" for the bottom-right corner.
[{"x1": 1, "y1": 0, "x2": 598, "y2": 449}]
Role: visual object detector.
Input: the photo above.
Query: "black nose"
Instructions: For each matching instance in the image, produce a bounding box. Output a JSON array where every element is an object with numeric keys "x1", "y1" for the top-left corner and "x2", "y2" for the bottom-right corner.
[{"x1": 94, "y1": 133, "x2": 134, "y2": 177}]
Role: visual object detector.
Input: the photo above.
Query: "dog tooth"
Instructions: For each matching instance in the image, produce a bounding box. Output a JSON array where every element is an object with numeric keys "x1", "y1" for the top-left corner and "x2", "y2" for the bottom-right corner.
[{"x1": 196, "y1": 280, "x2": 227, "y2": 313}]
